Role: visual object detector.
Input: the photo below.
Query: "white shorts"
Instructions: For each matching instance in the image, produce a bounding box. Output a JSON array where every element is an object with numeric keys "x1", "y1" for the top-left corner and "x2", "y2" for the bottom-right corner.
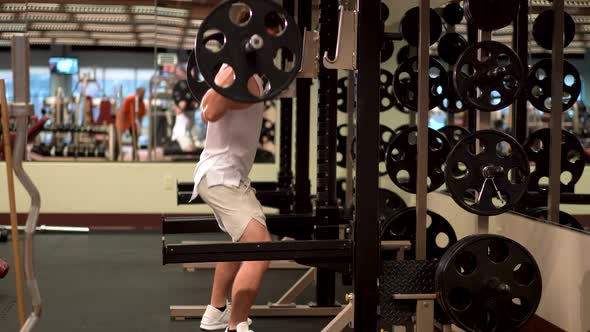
[{"x1": 198, "y1": 177, "x2": 267, "y2": 242}]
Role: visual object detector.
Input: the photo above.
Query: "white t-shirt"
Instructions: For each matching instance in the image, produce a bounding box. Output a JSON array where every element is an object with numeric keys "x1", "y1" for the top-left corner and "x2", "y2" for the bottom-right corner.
[{"x1": 190, "y1": 77, "x2": 265, "y2": 201}]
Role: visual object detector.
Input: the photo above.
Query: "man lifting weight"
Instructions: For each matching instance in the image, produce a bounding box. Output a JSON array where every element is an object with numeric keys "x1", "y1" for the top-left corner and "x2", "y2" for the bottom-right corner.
[{"x1": 190, "y1": 9, "x2": 286, "y2": 332}]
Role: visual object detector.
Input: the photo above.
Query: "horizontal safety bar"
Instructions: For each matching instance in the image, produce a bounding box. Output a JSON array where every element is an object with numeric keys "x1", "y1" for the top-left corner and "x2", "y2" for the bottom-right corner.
[{"x1": 163, "y1": 239, "x2": 353, "y2": 264}]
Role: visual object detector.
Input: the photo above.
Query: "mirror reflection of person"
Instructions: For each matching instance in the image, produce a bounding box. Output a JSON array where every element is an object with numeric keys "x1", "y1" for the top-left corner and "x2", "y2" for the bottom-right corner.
[
  {"x1": 171, "y1": 100, "x2": 199, "y2": 152},
  {"x1": 115, "y1": 87, "x2": 146, "y2": 161}
]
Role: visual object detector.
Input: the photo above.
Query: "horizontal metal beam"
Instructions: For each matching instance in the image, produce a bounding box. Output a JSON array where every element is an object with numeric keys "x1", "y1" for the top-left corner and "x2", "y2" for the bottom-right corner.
[
  {"x1": 163, "y1": 239, "x2": 353, "y2": 264},
  {"x1": 170, "y1": 304, "x2": 343, "y2": 319}
]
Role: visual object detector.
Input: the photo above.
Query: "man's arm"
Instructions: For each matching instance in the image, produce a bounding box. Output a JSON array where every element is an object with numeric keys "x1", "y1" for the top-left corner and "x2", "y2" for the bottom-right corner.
[{"x1": 201, "y1": 66, "x2": 261, "y2": 122}]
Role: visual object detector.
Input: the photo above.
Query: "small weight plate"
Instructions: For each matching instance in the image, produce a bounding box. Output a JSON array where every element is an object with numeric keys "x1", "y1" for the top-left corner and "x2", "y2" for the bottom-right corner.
[
  {"x1": 527, "y1": 59, "x2": 581, "y2": 113},
  {"x1": 394, "y1": 56, "x2": 448, "y2": 112},
  {"x1": 533, "y1": 9, "x2": 576, "y2": 50},
  {"x1": 439, "y1": 71, "x2": 469, "y2": 114},
  {"x1": 172, "y1": 80, "x2": 196, "y2": 111},
  {"x1": 379, "y1": 188, "x2": 407, "y2": 222},
  {"x1": 385, "y1": 126, "x2": 451, "y2": 193},
  {"x1": 436, "y1": 234, "x2": 542, "y2": 332},
  {"x1": 381, "y1": 39, "x2": 394, "y2": 63},
  {"x1": 445, "y1": 130, "x2": 530, "y2": 216},
  {"x1": 437, "y1": 33, "x2": 467, "y2": 65},
  {"x1": 438, "y1": 125, "x2": 470, "y2": 148},
  {"x1": 523, "y1": 128, "x2": 585, "y2": 193},
  {"x1": 453, "y1": 41, "x2": 524, "y2": 112},
  {"x1": 400, "y1": 7, "x2": 443, "y2": 47},
  {"x1": 397, "y1": 45, "x2": 410, "y2": 65},
  {"x1": 195, "y1": 0, "x2": 303, "y2": 103},
  {"x1": 381, "y1": 2, "x2": 390, "y2": 22},
  {"x1": 464, "y1": 0, "x2": 517, "y2": 31},
  {"x1": 186, "y1": 51, "x2": 210, "y2": 103},
  {"x1": 381, "y1": 207, "x2": 457, "y2": 260},
  {"x1": 442, "y1": 2, "x2": 464, "y2": 25},
  {"x1": 525, "y1": 207, "x2": 584, "y2": 231}
]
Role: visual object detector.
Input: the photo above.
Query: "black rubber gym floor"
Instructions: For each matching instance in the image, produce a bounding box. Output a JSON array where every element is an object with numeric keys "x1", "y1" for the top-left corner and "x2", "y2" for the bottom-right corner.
[{"x1": 0, "y1": 232, "x2": 352, "y2": 332}]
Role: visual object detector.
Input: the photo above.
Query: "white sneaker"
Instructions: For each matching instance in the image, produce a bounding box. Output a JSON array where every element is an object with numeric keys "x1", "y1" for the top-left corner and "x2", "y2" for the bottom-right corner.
[
  {"x1": 200, "y1": 305, "x2": 252, "y2": 331},
  {"x1": 225, "y1": 321, "x2": 253, "y2": 332}
]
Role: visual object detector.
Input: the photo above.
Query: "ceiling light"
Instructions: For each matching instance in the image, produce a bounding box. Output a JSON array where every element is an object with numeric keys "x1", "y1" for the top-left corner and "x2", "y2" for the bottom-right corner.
[
  {"x1": 30, "y1": 22, "x2": 80, "y2": 30},
  {"x1": 26, "y1": 12, "x2": 70, "y2": 21},
  {"x1": 83, "y1": 24, "x2": 134, "y2": 33},
  {"x1": 64, "y1": 4, "x2": 128, "y2": 14},
  {"x1": 74, "y1": 14, "x2": 130, "y2": 23},
  {"x1": 54, "y1": 37, "x2": 95, "y2": 45},
  {"x1": 26, "y1": 3, "x2": 61, "y2": 12},
  {"x1": 0, "y1": 23, "x2": 26, "y2": 32},
  {"x1": 91, "y1": 32, "x2": 135, "y2": 40}
]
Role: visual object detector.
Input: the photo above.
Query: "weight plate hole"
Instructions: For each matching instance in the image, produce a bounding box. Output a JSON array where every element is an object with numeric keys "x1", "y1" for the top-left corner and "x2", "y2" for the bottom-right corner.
[
  {"x1": 381, "y1": 96, "x2": 391, "y2": 108},
  {"x1": 448, "y1": 287, "x2": 471, "y2": 311},
  {"x1": 513, "y1": 262, "x2": 535, "y2": 286},
  {"x1": 427, "y1": 176, "x2": 432, "y2": 189},
  {"x1": 562, "y1": 91, "x2": 572, "y2": 105},
  {"x1": 560, "y1": 171, "x2": 573, "y2": 185},
  {"x1": 468, "y1": 138, "x2": 486, "y2": 156},
  {"x1": 453, "y1": 130, "x2": 463, "y2": 141},
  {"x1": 502, "y1": 75, "x2": 518, "y2": 91},
  {"x1": 339, "y1": 125, "x2": 348, "y2": 136},
  {"x1": 492, "y1": 192, "x2": 507, "y2": 208},
  {"x1": 510, "y1": 297, "x2": 529, "y2": 321},
  {"x1": 454, "y1": 251, "x2": 477, "y2": 276},
  {"x1": 435, "y1": 232, "x2": 449, "y2": 248},
  {"x1": 429, "y1": 67, "x2": 441, "y2": 78},
  {"x1": 564, "y1": 74, "x2": 576, "y2": 87},
  {"x1": 455, "y1": 100, "x2": 463, "y2": 110},
  {"x1": 264, "y1": 11, "x2": 287, "y2": 37},
  {"x1": 390, "y1": 148, "x2": 404, "y2": 161},
  {"x1": 412, "y1": 61, "x2": 419, "y2": 72},
  {"x1": 430, "y1": 137, "x2": 444, "y2": 151},
  {"x1": 460, "y1": 64, "x2": 476, "y2": 78},
  {"x1": 487, "y1": 239, "x2": 509, "y2": 263},
  {"x1": 508, "y1": 167, "x2": 526, "y2": 185},
  {"x1": 567, "y1": 150, "x2": 581, "y2": 164},
  {"x1": 397, "y1": 170, "x2": 410, "y2": 184},
  {"x1": 463, "y1": 189, "x2": 478, "y2": 206},
  {"x1": 530, "y1": 139, "x2": 544, "y2": 153},
  {"x1": 408, "y1": 131, "x2": 418, "y2": 145},
  {"x1": 273, "y1": 47, "x2": 296, "y2": 72},
  {"x1": 475, "y1": 310, "x2": 497, "y2": 332},
  {"x1": 214, "y1": 63, "x2": 236, "y2": 88},
  {"x1": 399, "y1": 71, "x2": 411, "y2": 83},
  {"x1": 229, "y1": 2, "x2": 252, "y2": 27},
  {"x1": 442, "y1": 98, "x2": 449, "y2": 108},
  {"x1": 379, "y1": 162, "x2": 386, "y2": 173},
  {"x1": 497, "y1": 53, "x2": 510, "y2": 67},
  {"x1": 489, "y1": 90, "x2": 501, "y2": 106},
  {"x1": 531, "y1": 85, "x2": 543, "y2": 98},
  {"x1": 543, "y1": 97, "x2": 552, "y2": 110},
  {"x1": 431, "y1": 85, "x2": 444, "y2": 96},
  {"x1": 496, "y1": 141, "x2": 512, "y2": 158},
  {"x1": 382, "y1": 130, "x2": 393, "y2": 142},
  {"x1": 203, "y1": 29, "x2": 226, "y2": 53},
  {"x1": 251, "y1": 73, "x2": 271, "y2": 96},
  {"x1": 380, "y1": 73, "x2": 388, "y2": 84},
  {"x1": 426, "y1": 215, "x2": 432, "y2": 228},
  {"x1": 337, "y1": 153, "x2": 343, "y2": 163},
  {"x1": 535, "y1": 68, "x2": 547, "y2": 80},
  {"x1": 539, "y1": 176, "x2": 549, "y2": 191}
]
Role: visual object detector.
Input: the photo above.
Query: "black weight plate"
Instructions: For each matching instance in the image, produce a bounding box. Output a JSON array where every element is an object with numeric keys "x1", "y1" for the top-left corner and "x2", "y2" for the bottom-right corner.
[
  {"x1": 381, "y1": 207, "x2": 457, "y2": 260},
  {"x1": 533, "y1": 9, "x2": 576, "y2": 51},
  {"x1": 336, "y1": 124, "x2": 348, "y2": 168},
  {"x1": 523, "y1": 128, "x2": 585, "y2": 193},
  {"x1": 380, "y1": 69, "x2": 396, "y2": 112},
  {"x1": 436, "y1": 234, "x2": 542, "y2": 332},
  {"x1": 442, "y1": 2, "x2": 464, "y2": 25},
  {"x1": 394, "y1": 56, "x2": 447, "y2": 112},
  {"x1": 438, "y1": 125, "x2": 470, "y2": 148},
  {"x1": 439, "y1": 71, "x2": 469, "y2": 114},
  {"x1": 453, "y1": 41, "x2": 524, "y2": 112},
  {"x1": 464, "y1": 0, "x2": 517, "y2": 31},
  {"x1": 527, "y1": 59, "x2": 581, "y2": 113},
  {"x1": 337, "y1": 77, "x2": 348, "y2": 113},
  {"x1": 394, "y1": 125, "x2": 410, "y2": 136},
  {"x1": 437, "y1": 33, "x2": 467, "y2": 65},
  {"x1": 172, "y1": 80, "x2": 196, "y2": 111},
  {"x1": 400, "y1": 7, "x2": 443, "y2": 47},
  {"x1": 381, "y1": 39, "x2": 394, "y2": 63},
  {"x1": 386, "y1": 126, "x2": 451, "y2": 193},
  {"x1": 186, "y1": 51, "x2": 210, "y2": 103},
  {"x1": 259, "y1": 118, "x2": 275, "y2": 144},
  {"x1": 397, "y1": 45, "x2": 410, "y2": 65},
  {"x1": 445, "y1": 130, "x2": 530, "y2": 216},
  {"x1": 336, "y1": 178, "x2": 347, "y2": 205},
  {"x1": 379, "y1": 125, "x2": 396, "y2": 176},
  {"x1": 399, "y1": 7, "x2": 442, "y2": 47},
  {"x1": 379, "y1": 189, "x2": 407, "y2": 222},
  {"x1": 195, "y1": 0, "x2": 302, "y2": 103},
  {"x1": 381, "y1": 2, "x2": 390, "y2": 22},
  {"x1": 525, "y1": 207, "x2": 584, "y2": 230}
]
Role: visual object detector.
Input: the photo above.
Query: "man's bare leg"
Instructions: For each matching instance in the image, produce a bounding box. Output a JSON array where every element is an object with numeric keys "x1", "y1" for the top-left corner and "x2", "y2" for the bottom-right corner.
[
  {"x1": 210, "y1": 261, "x2": 241, "y2": 308},
  {"x1": 228, "y1": 219, "x2": 271, "y2": 330}
]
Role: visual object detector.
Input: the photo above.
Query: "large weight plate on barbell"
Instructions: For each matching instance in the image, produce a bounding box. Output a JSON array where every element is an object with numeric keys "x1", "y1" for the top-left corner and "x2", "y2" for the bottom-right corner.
[
  {"x1": 186, "y1": 51, "x2": 210, "y2": 103},
  {"x1": 172, "y1": 80, "x2": 197, "y2": 111},
  {"x1": 523, "y1": 128, "x2": 585, "y2": 193},
  {"x1": 436, "y1": 234, "x2": 542, "y2": 332},
  {"x1": 525, "y1": 206, "x2": 584, "y2": 231},
  {"x1": 464, "y1": 0, "x2": 517, "y2": 31},
  {"x1": 533, "y1": 9, "x2": 576, "y2": 51},
  {"x1": 195, "y1": 0, "x2": 302, "y2": 103},
  {"x1": 445, "y1": 130, "x2": 529, "y2": 216},
  {"x1": 453, "y1": 41, "x2": 524, "y2": 112},
  {"x1": 438, "y1": 125, "x2": 470, "y2": 148},
  {"x1": 394, "y1": 56, "x2": 447, "y2": 112},
  {"x1": 385, "y1": 126, "x2": 451, "y2": 193},
  {"x1": 526, "y1": 59, "x2": 581, "y2": 113},
  {"x1": 381, "y1": 207, "x2": 457, "y2": 260},
  {"x1": 400, "y1": 7, "x2": 442, "y2": 47}
]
